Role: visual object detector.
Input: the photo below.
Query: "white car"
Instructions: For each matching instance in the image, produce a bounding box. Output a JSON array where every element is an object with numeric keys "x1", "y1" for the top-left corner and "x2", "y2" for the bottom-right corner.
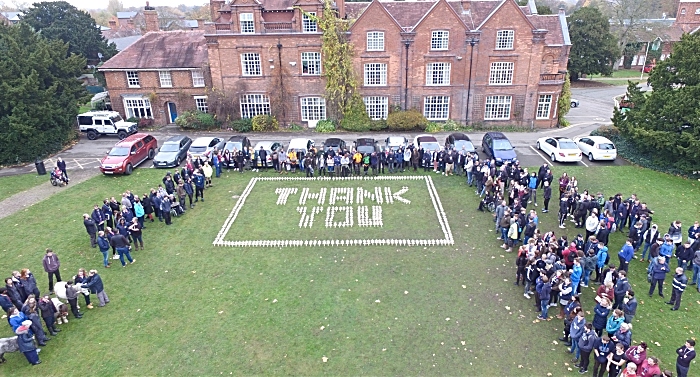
[
  {"x1": 573, "y1": 136, "x2": 617, "y2": 161},
  {"x1": 384, "y1": 136, "x2": 408, "y2": 151},
  {"x1": 188, "y1": 137, "x2": 225, "y2": 159},
  {"x1": 413, "y1": 134, "x2": 440, "y2": 153},
  {"x1": 254, "y1": 141, "x2": 284, "y2": 167},
  {"x1": 536, "y1": 136, "x2": 582, "y2": 163},
  {"x1": 571, "y1": 98, "x2": 580, "y2": 108}
]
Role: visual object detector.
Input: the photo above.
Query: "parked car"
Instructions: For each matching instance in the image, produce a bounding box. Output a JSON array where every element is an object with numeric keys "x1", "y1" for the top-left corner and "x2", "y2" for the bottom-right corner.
[
  {"x1": 100, "y1": 133, "x2": 157, "y2": 175},
  {"x1": 323, "y1": 138, "x2": 346, "y2": 153},
  {"x1": 152, "y1": 135, "x2": 192, "y2": 168},
  {"x1": 384, "y1": 136, "x2": 408, "y2": 151},
  {"x1": 570, "y1": 98, "x2": 580, "y2": 108},
  {"x1": 481, "y1": 132, "x2": 517, "y2": 165},
  {"x1": 353, "y1": 138, "x2": 380, "y2": 155},
  {"x1": 642, "y1": 63, "x2": 655, "y2": 73},
  {"x1": 445, "y1": 132, "x2": 476, "y2": 153},
  {"x1": 77, "y1": 110, "x2": 137, "y2": 140},
  {"x1": 188, "y1": 137, "x2": 225, "y2": 160},
  {"x1": 288, "y1": 138, "x2": 314, "y2": 157},
  {"x1": 536, "y1": 136, "x2": 582, "y2": 163},
  {"x1": 224, "y1": 136, "x2": 252, "y2": 154},
  {"x1": 253, "y1": 141, "x2": 283, "y2": 167},
  {"x1": 573, "y1": 136, "x2": 617, "y2": 161},
  {"x1": 414, "y1": 134, "x2": 440, "y2": 153}
]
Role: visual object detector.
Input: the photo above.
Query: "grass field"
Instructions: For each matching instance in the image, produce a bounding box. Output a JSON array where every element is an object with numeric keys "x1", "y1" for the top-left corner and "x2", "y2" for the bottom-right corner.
[
  {"x1": 0, "y1": 173, "x2": 48, "y2": 201},
  {"x1": 0, "y1": 166, "x2": 698, "y2": 375}
]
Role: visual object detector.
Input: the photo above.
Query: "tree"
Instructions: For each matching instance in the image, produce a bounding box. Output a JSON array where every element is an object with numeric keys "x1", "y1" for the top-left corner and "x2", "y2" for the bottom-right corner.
[
  {"x1": 567, "y1": 7, "x2": 618, "y2": 80},
  {"x1": 21, "y1": 1, "x2": 117, "y2": 62},
  {"x1": 0, "y1": 23, "x2": 89, "y2": 164},
  {"x1": 107, "y1": 0, "x2": 123, "y2": 15},
  {"x1": 557, "y1": 72, "x2": 571, "y2": 126},
  {"x1": 613, "y1": 33, "x2": 700, "y2": 175},
  {"x1": 594, "y1": 0, "x2": 653, "y2": 69}
]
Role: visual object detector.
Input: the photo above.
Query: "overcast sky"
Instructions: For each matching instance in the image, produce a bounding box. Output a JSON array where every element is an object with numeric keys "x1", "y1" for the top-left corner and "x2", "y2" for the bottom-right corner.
[{"x1": 6, "y1": 0, "x2": 206, "y2": 11}]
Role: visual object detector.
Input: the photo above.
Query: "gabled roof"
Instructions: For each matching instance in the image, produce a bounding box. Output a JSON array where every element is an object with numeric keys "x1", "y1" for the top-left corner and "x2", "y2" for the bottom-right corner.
[
  {"x1": 412, "y1": 0, "x2": 467, "y2": 32},
  {"x1": 100, "y1": 31, "x2": 207, "y2": 70},
  {"x1": 348, "y1": 0, "x2": 403, "y2": 33},
  {"x1": 476, "y1": 0, "x2": 536, "y2": 31}
]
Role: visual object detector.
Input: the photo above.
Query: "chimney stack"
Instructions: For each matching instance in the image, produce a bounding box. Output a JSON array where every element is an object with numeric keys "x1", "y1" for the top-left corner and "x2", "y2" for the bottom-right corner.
[
  {"x1": 335, "y1": 0, "x2": 346, "y2": 19},
  {"x1": 108, "y1": 19, "x2": 117, "y2": 28},
  {"x1": 197, "y1": 19, "x2": 205, "y2": 29},
  {"x1": 144, "y1": 2, "x2": 159, "y2": 33},
  {"x1": 211, "y1": 0, "x2": 225, "y2": 21}
]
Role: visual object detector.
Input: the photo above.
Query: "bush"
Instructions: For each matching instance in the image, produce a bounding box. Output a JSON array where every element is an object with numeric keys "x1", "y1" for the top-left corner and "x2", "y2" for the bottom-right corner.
[
  {"x1": 386, "y1": 110, "x2": 428, "y2": 131},
  {"x1": 251, "y1": 115, "x2": 279, "y2": 132},
  {"x1": 289, "y1": 123, "x2": 303, "y2": 131},
  {"x1": 425, "y1": 122, "x2": 443, "y2": 133},
  {"x1": 231, "y1": 118, "x2": 252, "y2": 133},
  {"x1": 369, "y1": 119, "x2": 388, "y2": 131},
  {"x1": 175, "y1": 111, "x2": 218, "y2": 130},
  {"x1": 340, "y1": 97, "x2": 371, "y2": 132},
  {"x1": 138, "y1": 118, "x2": 155, "y2": 128},
  {"x1": 315, "y1": 119, "x2": 336, "y2": 133},
  {"x1": 126, "y1": 117, "x2": 139, "y2": 123},
  {"x1": 442, "y1": 119, "x2": 462, "y2": 132}
]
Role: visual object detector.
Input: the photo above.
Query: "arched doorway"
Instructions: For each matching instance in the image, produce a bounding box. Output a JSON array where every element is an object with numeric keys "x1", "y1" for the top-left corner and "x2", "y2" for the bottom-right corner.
[{"x1": 167, "y1": 102, "x2": 178, "y2": 123}]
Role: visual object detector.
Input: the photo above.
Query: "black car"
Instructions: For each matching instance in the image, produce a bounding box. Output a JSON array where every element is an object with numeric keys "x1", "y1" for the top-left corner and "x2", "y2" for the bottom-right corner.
[
  {"x1": 152, "y1": 135, "x2": 192, "y2": 168},
  {"x1": 353, "y1": 138, "x2": 379, "y2": 154},
  {"x1": 445, "y1": 133, "x2": 476, "y2": 153},
  {"x1": 324, "y1": 138, "x2": 347, "y2": 153}
]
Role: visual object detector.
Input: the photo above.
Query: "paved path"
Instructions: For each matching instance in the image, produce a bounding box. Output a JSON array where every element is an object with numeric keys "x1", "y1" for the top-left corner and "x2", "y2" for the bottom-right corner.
[{"x1": 0, "y1": 169, "x2": 99, "y2": 220}]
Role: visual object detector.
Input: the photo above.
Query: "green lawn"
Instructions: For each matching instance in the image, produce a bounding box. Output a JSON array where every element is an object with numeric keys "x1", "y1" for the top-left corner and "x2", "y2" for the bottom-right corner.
[
  {"x1": 589, "y1": 69, "x2": 643, "y2": 78},
  {"x1": 0, "y1": 173, "x2": 48, "y2": 201},
  {"x1": 0, "y1": 166, "x2": 698, "y2": 375}
]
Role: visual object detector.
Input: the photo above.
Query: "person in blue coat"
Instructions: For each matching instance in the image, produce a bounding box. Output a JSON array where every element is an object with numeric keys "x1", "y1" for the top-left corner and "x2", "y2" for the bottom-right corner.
[
  {"x1": 8, "y1": 306, "x2": 29, "y2": 331},
  {"x1": 648, "y1": 256, "x2": 670, "y2": 298},
  {"x1": 611, "y1": 322, "x2": 632, "y2": 350},
  {"x1": 592, "y1": 297, "x2": 612, "y2": 336},
  {"x1": 595, "y1": 245, "x2": 609, "y2": 282},
  {"x1": 571, "y1": 259, "x2": 583, "y2": 295},
  {"x1": 16, "y1": 322, "x2": 41, "y2": 365},
  {"x1": 183, "y1": 178, "x2": 194, "y2": 209}
]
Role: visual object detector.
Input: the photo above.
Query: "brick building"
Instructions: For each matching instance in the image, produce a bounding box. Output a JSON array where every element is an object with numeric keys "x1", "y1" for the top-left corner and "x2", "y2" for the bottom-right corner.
[{"x1": 102, "y1": 0, "x2": 572, "y2": 128}]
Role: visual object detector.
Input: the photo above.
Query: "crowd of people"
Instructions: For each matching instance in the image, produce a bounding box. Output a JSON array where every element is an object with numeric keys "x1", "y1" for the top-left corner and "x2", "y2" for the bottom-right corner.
[
  {"x1": 475, "y1": 159, "x2": 700, "y2": 377},
  {"x1": 2, "y1": 249, "x2": 108, "y2": 365}
]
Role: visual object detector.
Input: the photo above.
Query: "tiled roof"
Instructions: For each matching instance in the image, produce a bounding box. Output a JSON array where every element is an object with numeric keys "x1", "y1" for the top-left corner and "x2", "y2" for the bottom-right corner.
[
  {"x1": 447, "y1": 1, "x2": 502, "y2": 30},
  {"x1": 264, "y1": 0, "x2": 295, "y2": 10},
  {"x1": 100, "y1": 31, "x2": 207, "y2": 70},
  {"x1": 528, "y1": 15, "x2": 565, "y2": 45},
  {"x1": 382, "y1": 1, "x2": 436, "y2": 30}
]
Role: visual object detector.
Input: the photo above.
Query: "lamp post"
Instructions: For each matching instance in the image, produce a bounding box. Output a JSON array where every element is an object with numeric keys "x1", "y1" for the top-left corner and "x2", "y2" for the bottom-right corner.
[{"x1": 465, "y1": 37, "x2": 477, "y2": 126}]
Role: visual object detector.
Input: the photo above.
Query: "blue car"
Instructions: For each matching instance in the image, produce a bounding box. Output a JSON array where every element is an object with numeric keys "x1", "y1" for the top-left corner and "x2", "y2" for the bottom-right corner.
[{"x1": 481, "y1": 132, "x2": 517, "y2": 165}]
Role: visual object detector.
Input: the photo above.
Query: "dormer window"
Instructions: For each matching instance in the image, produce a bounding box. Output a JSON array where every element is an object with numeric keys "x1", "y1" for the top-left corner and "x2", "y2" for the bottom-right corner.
[{"x1": 240, "y1": 13, "x2": 254, "y2": 34}]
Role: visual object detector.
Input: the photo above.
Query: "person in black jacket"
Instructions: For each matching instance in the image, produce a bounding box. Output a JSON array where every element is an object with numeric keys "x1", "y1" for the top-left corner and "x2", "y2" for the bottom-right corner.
[
  {"x1": 4, "y1": 278, "x2": 23, "y2": 310},
  {"x1": 83, "y1": 213, "x2": 98, "y2": 248},
  {"x1": 15, "y1": 323, "x2": 41, "y2": 365},
  {"x1": 558, "y1": 194, "x2": 570, "y2": 229},
  {"x1": 576, "y1": 324, "x2": 599, "y2": 373},
  {"x1": 85, "y1": 270, "x2": 109, "y2": 307},
  {"x1": 537, "y1": 163, "x2": 548, "y2": 188},
  {"x1": 542, "y1": 181, "x2": 552, "y2": 213}
]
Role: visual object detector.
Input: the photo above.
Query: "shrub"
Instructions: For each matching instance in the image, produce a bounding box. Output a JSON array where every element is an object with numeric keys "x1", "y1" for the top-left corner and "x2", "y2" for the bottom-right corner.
[
  {"x1": 442, "y1": 119, "x2": 462, "y2": 132},
  {"x1": 175, "y1": 111, "x2": 218, "y2": 130},
  {"x1": 425, "y1": 122, "x2": 443, "y2": 133},
  {"x1": 369, "y1": 119, "x2": 388, "y2": 131},
  {"x1": 126, "y1": 117, "x2": 139, "y2": 123},
  {"x1": 138, "y1": 118, "x2": 155, "y2": 128},
  {"x1": 340, "y1": 97, "x2": 371, "y2": 132},
  {"x1": 231, "y1": 118, "x2": 252, "y2": 133},
  {"x1": 386, "y1": 109, "x2": 428, "y2": 131},
  {"x1": 289, "y1": 123, "x2": 303, "y2": 131},
  {"x1": 315, "y1": 119, "x2": 336, "y2": 133},
  {"x1": 251, "y1": 115, "x2": 279, "y2": 132}
]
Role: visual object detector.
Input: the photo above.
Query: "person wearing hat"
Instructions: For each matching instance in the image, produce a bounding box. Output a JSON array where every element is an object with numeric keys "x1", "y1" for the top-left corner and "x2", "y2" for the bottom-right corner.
[
  {"x1": 16, "y1": 320, "x2": 41, "y2": 365},
  {"x1": 83, "y1": 213, "x2": 98, "y2": 248}
]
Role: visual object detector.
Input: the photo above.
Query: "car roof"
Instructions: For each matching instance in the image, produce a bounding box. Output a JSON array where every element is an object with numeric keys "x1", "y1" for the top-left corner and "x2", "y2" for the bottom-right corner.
[
  {"x1": 449, "y1": 133, "x2": 470, "y2": 140},
  {"x1": 288, "y1": 138, "x2": 311, "y2": 148},
  {"x1": 164, "y1": 135, "x2": 189, "y2": 144},
  {"x1": 386, "y1": 136, "x2": 406, "y2": 144},
  {"x1": 416, "y1": 135, "x2": 438, "y2": 143},
  {"x1": 79, "y1": 110, "x2": 120, "y2": 117},
  {"x1": 486, "y1": 131, "x2": 507, "y2": 139},
  {"x1": 586, "y1": 136, "x2": 613, "y2": 143},
  {"x1": 227, "y1": 136, "x2": 246, "y2": 142},
  {"x1": 324, "y1": 138, "x2": 343, "y2": 144},
  {"x1": 115, "y1": 133, "x2": 152, "y2": 146},
  {"x1": 254, "y1": 141, "x2": 277, "y2": 148},
  {"x1": 191, "y1": 137, "x2": 217, "y2": 146},
  {"x1": 553, "y1": 137, "x2": 575, "y2": 142},
  {"x1": 356, "y1": 138, "x2": 375, "y2": 143}
]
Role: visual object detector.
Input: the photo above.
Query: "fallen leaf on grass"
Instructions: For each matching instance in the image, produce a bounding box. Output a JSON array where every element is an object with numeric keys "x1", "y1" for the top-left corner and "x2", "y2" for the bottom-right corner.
[
  {"x1": 272, "y1": 299, "x2": 278, "y2": 303},
  {"x1": 564, "y1": 363, "x2": 569, "y2": 366},
  {"x1": 461, "y1": 341, "x2": 466, "y2": 345},
  {"x1": 518, "y1": 365, "x2": 523, "y2": 369},
  {"x1": 505, "y1": 306, "x2": 510, "y2": 311},
  {"x1": 552, "y1": 340, "x2": 558, "y2": 345},
  {"x1": 218, "y1": 311, "x2": 224, "y2": 314},
  {"x1": 462, "y1": 285, "x2": 467, "y2": 289},
  {"x1": 191, "y1": 271, "x2": 196, "y2": 274},
  {"x1": 567, "y1": 367, "x2": 573, "y2": 371},
  {"x1": 320, "y1": 326, "x2": 325, "y2": 330},
  {"x1": 654, "y1": 342, "x2": 661, "y2": 347},
  {"x1": 375, "y1": 299, "x2": 380, "y2": 303},
  {"x1": 446, "y1": 318, "x2": 451, "y2": 321},
  {"x1": 322, "y1": 356, "x2": 328, "y2": 362}
]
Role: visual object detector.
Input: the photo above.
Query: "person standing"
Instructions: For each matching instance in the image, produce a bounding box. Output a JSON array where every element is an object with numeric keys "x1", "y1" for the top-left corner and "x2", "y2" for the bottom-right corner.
[
  {"x1": 621, "y1": 290, "x2": 637, "y2": 323},
  {"x1": 613, "y1": 270, "x2": 630, "y2": 310},
  {"x1": 648, "y1": 256, "x2": 670, "y2": 298},
  {"x1": 84, "y1": 270, "x2": 109, "y2": 307},
  {"x1": 83, "y1": 213, "x2": 98, "y2": 248},
  {"x1": 618, "y1": 238, "x2": 634, "y2": 273},
  {"x1": 592, "y1": 335, "x2": 613, "y2": 377},
  {"x1": 183, "y1": 178, "x2": 195, "y2": 209},
  {"x1": 161, "y1": 195, "x2": 172, "y2": 226},
  {"x1": 91, "y1": 204, "x2": 105, "y2": 232},
  {"x1": 133, "y1": 197, "x2": 145, "y2": 229},
  {"x1": 73, "y1": 268, "x2": 93, "y2": 310},
  {"x1": 65, "y1": 281, "x2": 83, "y2": 319},
  {"x1": 667, "y1": 267, "x2": 688, "y2": 310},
  {"x1": 194, "y1": 170, "x2": 205, "y2": 202},
  {"x1": 676, "y1": 339, "x2": 696, "y2": 377},
  {"x1": 542, "y1": 181, "x2": 552, "y2": 213},
  {"x1": 42, "y1": 248, "x2": 61, "y2": 294},
  {"x1": 37, "y1": 295, "x2": 59, "y2": 335},
  {"x1": 97, "y1": 231, "x2": 111, "y2": 268},
  {"x1": 110, "y1": 233, "x2": 135, "y2": 267},
  {"x1": 577, "y1": 324, "x2": 598, "y2": 374},
  {"x1": 15, "y1": 322, "x2": 41, "y2": 365}
]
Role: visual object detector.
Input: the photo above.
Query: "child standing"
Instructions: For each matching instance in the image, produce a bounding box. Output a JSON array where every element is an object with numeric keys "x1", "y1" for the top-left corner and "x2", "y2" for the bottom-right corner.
[{"x1": 16, "y1": 321, "x2": 41, "y2": 365}]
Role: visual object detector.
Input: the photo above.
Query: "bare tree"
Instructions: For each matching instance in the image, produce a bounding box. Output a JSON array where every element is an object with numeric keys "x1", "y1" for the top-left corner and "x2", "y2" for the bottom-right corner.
[{"x1": 594, "y1": 0, "x2": 654, "y2": 69}]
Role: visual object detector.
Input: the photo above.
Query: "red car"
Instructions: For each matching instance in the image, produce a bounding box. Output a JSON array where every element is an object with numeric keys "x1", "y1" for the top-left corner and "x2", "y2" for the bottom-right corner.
[
  {"x1": 642, "y1": 64, "x2": 655, "y2": 73},
  {"x1": 100, "y1": 133, "x2": 158, "y2": 175}
]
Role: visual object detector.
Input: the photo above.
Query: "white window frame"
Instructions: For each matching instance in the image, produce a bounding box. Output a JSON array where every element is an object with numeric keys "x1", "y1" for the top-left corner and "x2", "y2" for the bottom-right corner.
[
  {"x1": 696, "y1": 8, "x2": 700, "y2": 15},
  {"x1": 240, "y1": 94, "x2": 271, "y2": 118},
  {"x1": 240, "y1": 13, "x2": 254, "y2": 34},
  {"x1": 430, "y1": 30, "x2": 449, "y2": 50},
  {"x1": 489, "y1": 62, "x2": 514, "y2": 85},
  {"x1": 194, "y1": 96, "x2": 208, "y2": 113},
  {"x1": 241, "y1": 53, "x2": 262, "y2": 76},
  {"x1": 126, "y1": 71, "x2": 140, "y2": 88},
  {"x1": 536, "y1": 94, "x2": 552, "y2": 119},
  {"x1": 367, "y1": 31, "x2": 384, "y2": 51},
  {"x1": 496, "y1": 30, "x2": 514, "y2": 50},
  {"x1": 484, "y1": 95, "x2": 512, "y2": 120},
  {"x1": 363, "y1": 96, "x2": 388, "y2": 120},
  {"x1": 364, "y1": 63, "x2": 387, "y2": 86},
  {"x1": 426, "y1": 62, "x2": 451, "y2": 86},
  {"x1": 158, "y1": 71, "x2": 172, "y2": 88},
  {"x1": 123, "y1": 96, "x2": 152, "y2": 118},
  {"x1": 423, "y1": 96, "x2": 450, "y2": 120},
  {"x1": 302, "y1": 12, "x2": 317, "y2": 33},
  {"x1": 191, "y1": 69, "x2": 205, "y2": 87},
  {"x1": 300, "y1": 97, "x2": 326, "y2": 121},
  {"x1": 301, "y1": 52, "x2": 321, "y2": 76}
]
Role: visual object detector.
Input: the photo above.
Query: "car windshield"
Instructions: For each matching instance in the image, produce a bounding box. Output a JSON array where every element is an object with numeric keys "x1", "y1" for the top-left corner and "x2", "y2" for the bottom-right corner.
[
  {"x1": 160, "y1": 143, "x2": 180, "y2": 152},
  {"x1": 110, "y1": 115, "x2": 123, "y2": 123},
  {"x1": 493, "y1": 140, "x2": 513, "y2": 150},
  {"x1": 108, "y1": 147, "x2": 130, "y2": 157},
  {"x1": 189, "y1": 146, "x2": 207, "y2": 154},
  {"x1": 226, "y1": 142, "x2": 242, "y2": 151},
  {"x1": 421, "y1": 142, "x2": 440, "y2": 151},
  {"x1": 559, "y1": 141, "x2": 578, "y2": 150},
  {"x1": 387, "y1": 138, "x2": 404, "y2": 145},
  {"x1": 454, "y1": 140, "x2": 472, "y2": 150},
  {"x1": 357, "y1": 146, "x2": 374, "y2": 154},
  {"x1": 598, "y1": 143, "x2": 615, "y2": 150}
]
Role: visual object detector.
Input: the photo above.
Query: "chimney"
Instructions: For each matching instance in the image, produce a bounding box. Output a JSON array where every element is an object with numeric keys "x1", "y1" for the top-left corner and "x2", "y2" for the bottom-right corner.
[
  {"x1": 197, "y1": 19, "x2": 205, "y2": 29},
  {"x1": 211, "y1": 0, "x2": 225, "y2": 21},
  {"x1": 558, "y1": 4, "x2": 566, "y2": 16},
  {"x1": 108, "y1": 19, "x2": 117, "y2": 28},
  {"x1": 335, "y1": 0, "x2": 345, "y2": 19},
  {"x1": 461, "y1": 0, "x2": 471, "y2": 13},
  {"x1": 144, "y1": 2, "x2": 159, "y2": 33}
]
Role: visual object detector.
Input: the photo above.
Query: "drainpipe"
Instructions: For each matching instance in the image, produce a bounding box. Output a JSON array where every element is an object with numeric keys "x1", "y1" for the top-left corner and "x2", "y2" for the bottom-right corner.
[
  {"x1": 277, "y1": 41, "x2": 286, "y2": 125},
  {"x1": 465, "y1": 37, "x2": 477, "y2": 125},
  {"x1": 404, "y1": 41, "x2": 410, "y2": 110}
]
